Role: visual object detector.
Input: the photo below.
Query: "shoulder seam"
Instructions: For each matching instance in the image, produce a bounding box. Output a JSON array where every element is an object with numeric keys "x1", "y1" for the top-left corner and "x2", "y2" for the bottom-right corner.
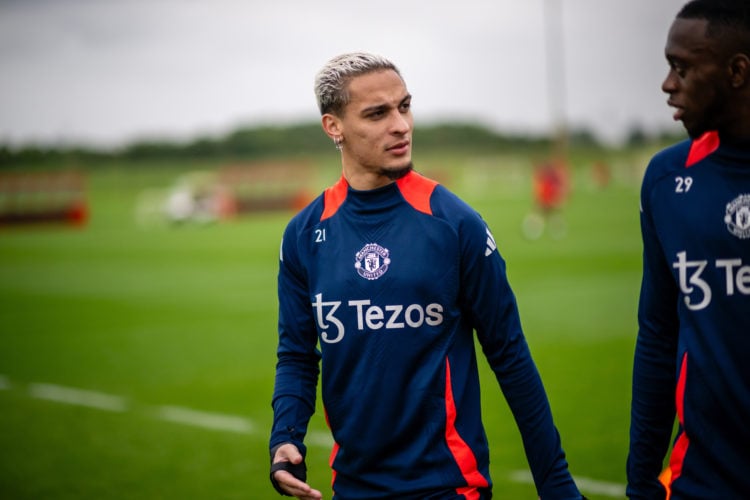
[
  {"x1": 395, "y1": 171, "x2": 438, "y2": 215},
  {"x1": 321, "y1": 176, "x2": 348, "y2": 220},
  {"x1": 686, "y1": 131, "x2": 719, "y2": 168}
]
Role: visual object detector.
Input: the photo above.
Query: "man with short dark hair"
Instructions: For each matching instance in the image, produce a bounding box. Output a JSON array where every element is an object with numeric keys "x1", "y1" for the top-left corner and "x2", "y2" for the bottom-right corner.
[
  {"x1": 627, "y1": 1, "x2": 750, "y2": 497},
  {"x1": 269, "y1": 52, "x2": 583, "y2": 500}
]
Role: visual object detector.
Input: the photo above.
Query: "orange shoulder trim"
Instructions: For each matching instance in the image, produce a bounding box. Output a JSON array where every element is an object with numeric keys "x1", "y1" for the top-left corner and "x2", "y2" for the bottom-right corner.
[
  {"x1": 686, "y1": 131, "x2": 719, "y2": 168},
  {"x1": 321, "y1": 176, "x2": 349, "y2": 220},
  {"x1": 395, "y1": 171, "x2": 438, "y2": 215}
]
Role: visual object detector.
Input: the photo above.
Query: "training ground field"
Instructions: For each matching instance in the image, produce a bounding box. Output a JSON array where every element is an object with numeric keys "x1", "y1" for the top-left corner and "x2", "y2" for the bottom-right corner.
[{"x1": 0, "y1": 149, "x2": 657, "y2": 499}]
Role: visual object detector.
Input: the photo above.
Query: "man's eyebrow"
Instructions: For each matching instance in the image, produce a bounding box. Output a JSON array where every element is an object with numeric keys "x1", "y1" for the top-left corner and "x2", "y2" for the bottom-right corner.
[
  {"x1": 361, "y1": 103, "x2": 389, "y2": 115},
  {"x1": 361, "y1": 94, "x2": 412, "y2": 115}
]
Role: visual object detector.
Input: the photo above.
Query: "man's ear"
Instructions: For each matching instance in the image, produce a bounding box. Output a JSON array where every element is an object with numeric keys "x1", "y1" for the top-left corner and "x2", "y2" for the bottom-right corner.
[
  {"x1": 728, "y1": 53, "x2": 750, "y2": 89},
  {"x1": 321, "y1": 113, "x2": 343, "y2": 141}
]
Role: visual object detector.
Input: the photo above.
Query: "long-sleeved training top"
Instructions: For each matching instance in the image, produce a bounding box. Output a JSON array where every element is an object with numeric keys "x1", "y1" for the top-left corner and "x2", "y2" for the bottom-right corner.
[
  {"x1": 627, "y1": 131, "x2": 750, "y2": 499},
  {"x1": 270, "y1": 170, "x2": 581, "y2": 499}
]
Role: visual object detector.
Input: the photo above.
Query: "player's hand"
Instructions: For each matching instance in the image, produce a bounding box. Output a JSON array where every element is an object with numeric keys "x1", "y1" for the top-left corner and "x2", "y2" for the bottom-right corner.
[{"x1": 271, "y1": 443, "x2": 322, "y2": 500}]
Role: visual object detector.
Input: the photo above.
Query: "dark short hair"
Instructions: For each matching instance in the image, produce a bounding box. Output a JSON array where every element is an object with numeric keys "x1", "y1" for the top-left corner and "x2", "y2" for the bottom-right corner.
[{"x1": 677, "y1": 0, "x2": 750, "y2": 51}]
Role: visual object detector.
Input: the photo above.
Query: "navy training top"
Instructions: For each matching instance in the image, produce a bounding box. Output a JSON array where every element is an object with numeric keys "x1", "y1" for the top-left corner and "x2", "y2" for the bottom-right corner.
[
  {"x1": 628, "y1": 132, "x2": 750, "y2": 498},
  {"x1": 271, "y1": 170, "x2": 580, "y2": 499}
]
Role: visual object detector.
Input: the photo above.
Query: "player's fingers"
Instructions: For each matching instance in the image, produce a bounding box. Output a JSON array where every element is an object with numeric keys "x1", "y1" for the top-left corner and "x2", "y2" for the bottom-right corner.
[
  {"x1": 281, "y1": 480, "x2": 322, "y2": 499},
  {"x1": 298, "y1": 489, "x2": 323, "y2": 500},
  {"x1": 272, "y1": 470, "x2": 322, "y2": 499}
]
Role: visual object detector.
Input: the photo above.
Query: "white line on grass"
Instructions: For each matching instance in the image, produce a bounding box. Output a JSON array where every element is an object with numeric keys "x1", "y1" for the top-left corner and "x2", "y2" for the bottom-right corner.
[
  {"x1": 509, "y1": 470, "x2": 625, "y2": 498},
  {"x1": 156, "y1": 405, "x2": 255, "y2": 434},
  {"x1": 29, "y1": 383, "x2": 128, "y2": 412},
  {"x1": 15, "y1": 378, "x2": 625, "y2": 495}
]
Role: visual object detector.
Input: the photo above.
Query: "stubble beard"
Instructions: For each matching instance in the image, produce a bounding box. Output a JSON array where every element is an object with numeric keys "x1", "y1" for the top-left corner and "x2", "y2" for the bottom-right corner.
[{"x1": 379, "y1": 162, "x2": 414, "y2": 181}]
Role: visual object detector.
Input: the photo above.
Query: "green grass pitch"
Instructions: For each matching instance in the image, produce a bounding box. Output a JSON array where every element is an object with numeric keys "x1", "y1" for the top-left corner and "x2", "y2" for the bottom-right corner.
[{"x1": 0, "y1": 151, "x2": 649, "y2": 499}]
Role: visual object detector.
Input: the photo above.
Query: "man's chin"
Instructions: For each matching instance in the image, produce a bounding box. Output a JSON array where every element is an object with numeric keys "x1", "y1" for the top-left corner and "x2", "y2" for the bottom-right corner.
[
  {"x1": 684, "y1": 118, "x2": 716, "y2": 140},
  {"x1": 684, "y1": 123, "x2": 704, "y2": 139},
  {"x1": 380, "y1": 162, "x2": 413, "y2": 181}
]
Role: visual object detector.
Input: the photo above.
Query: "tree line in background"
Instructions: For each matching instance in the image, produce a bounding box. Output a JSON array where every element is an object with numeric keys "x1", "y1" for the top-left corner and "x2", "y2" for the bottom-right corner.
[{"x1": 0, "y1": 122, "x2": 685, "y2": 168}]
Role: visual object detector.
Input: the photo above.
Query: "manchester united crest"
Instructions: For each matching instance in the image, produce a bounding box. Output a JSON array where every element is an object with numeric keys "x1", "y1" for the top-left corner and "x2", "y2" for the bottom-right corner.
[
  {"x1": 725, "y1": 194, "x2": 750, "y2": 239},
  {"x1": 355, "y1": 243, "x2": 390, "y2": 280}
]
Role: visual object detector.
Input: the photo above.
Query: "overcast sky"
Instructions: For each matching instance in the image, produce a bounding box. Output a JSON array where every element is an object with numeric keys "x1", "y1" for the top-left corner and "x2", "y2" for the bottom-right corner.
[{"x1": 0, "y1": 0, "x2": 687, "y2": 148}]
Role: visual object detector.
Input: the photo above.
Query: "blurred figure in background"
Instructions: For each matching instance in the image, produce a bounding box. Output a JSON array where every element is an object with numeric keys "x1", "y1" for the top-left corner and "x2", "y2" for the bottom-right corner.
[
  {"x1": 627, "y1": 1, "x2": 750, "y2": 498},
  {"x1": 522, "y1": 157, "x2": 570, "y2": 240},
  {"x1": 268, "y1": 52, "x2": 584, "y2": 500}
]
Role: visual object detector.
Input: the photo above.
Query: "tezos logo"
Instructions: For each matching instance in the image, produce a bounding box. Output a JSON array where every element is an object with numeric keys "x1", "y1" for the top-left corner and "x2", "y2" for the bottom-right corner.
[
  {"x1": 354, "y1": 243, "x2": 390, "y2": 280},
  {"x1": 725, "y1": 194, "x2": 750, "y2": 239},
  {"x1": 673, "y1": 250, "x2": 750, "y2": 311}
]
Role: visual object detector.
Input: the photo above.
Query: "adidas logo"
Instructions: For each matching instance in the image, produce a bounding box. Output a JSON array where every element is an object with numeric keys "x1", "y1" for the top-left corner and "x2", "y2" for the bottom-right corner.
[{"x1": 485, "y1": 227, "x2": 497, "y2": 257}]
